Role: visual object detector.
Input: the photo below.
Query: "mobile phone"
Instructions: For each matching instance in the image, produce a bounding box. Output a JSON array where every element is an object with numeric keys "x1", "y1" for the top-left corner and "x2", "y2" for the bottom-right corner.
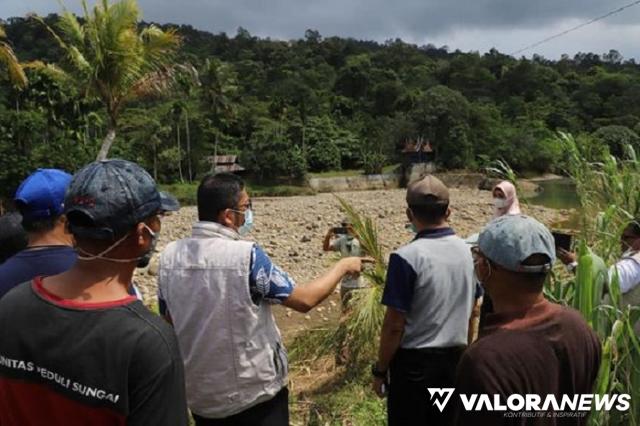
[{"x1": 552, "y1": 231, "x2": 572, "y2": 251}]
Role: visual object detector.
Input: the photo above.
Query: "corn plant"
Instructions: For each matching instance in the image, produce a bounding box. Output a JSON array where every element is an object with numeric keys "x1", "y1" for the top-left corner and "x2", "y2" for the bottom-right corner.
[{"x1": 557, "y1": 132, "x2": 640, "y2": 425}]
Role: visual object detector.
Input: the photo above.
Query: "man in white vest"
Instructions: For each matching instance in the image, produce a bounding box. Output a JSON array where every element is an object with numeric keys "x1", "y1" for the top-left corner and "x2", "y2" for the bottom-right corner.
[{"x1": 158, "y1": 173, "x2": 368, "y2": 426}]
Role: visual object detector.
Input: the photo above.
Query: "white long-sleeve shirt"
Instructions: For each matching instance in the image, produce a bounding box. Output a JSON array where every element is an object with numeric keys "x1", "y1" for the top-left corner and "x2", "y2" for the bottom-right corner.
[{"x1": 610, "y1": 252, "x2": 640, "y2": 294}]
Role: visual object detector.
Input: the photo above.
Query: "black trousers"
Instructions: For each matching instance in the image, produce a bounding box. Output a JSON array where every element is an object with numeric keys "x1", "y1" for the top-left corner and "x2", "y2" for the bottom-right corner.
[
  {"x1": 192, "y1": 387, "x2": 289, "y2": 426},
  {"x1": 387, "y1": 347, "x2": 464, "y2": 426}
]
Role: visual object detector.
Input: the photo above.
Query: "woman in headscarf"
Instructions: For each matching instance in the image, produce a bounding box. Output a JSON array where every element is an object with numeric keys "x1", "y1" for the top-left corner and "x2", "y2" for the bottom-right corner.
[
  {"x1": 492, "y1": 180, "x2": 521, "y2": 218},
  {"x1": 468, "y1": 180, "x2": 523, "y2": 342}
]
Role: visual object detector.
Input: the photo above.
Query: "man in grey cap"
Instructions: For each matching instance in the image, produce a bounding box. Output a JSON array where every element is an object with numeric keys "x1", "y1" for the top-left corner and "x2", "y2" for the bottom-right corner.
[
  {"x1": 0, "y1": 159, "x2": 188, "y2": 425},
  {"x1": 372, "y1": 175, "x2": 476, "y2": 426},
  {"x1": 454, "y1": 215, "x2": 601, "y2": 425}
]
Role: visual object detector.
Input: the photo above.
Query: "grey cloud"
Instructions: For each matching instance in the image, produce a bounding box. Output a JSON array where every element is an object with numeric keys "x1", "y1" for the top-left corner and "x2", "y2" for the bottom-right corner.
[{"x1": 3, "y1": 0, "x2": 640, "y2": 57}]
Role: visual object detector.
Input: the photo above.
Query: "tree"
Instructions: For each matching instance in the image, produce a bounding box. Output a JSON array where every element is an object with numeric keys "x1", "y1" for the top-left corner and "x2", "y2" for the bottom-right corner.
[
  {"x1": 171, "y1": 102, "x2": 185, "y2": 182},
  {"x1": 412, "y1": 85, "x2": 473, "y2": 168},
  {"x1": 0, "y1": 25, "x2": 28, "y2": 89},
  {"x1": 200, "y1": 58, "x2": 238, "y2": 126},
  {"x1": 34, "y1": 0, "x2": 181, "y2": 160},
  {"x1": 592, "y1": 125, "x2": 640, "y2": 158}
]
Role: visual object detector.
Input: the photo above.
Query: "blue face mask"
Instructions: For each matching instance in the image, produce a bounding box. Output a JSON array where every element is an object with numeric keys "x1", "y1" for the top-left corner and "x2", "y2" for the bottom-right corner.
[{"x1": 238, "y1": 208, "x2": 254, "y2": 236}]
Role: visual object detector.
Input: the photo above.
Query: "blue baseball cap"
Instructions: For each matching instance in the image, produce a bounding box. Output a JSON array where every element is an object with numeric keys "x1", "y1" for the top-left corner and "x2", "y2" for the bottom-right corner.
[
  {"x1": 478, "y1": 215, "x2": 556, "y2": 273},
  {"x1": 14, "y1": 169, "x2": 73, "y2": 221},
  {"x1": 64, "y1": 159, "x2": 179, "y2": 240}
]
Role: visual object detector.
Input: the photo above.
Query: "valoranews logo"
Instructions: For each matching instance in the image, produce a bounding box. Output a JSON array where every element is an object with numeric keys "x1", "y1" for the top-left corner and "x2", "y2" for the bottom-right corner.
[{"x1": 428, "y1": 388, "x2": 631, "y2": 417}]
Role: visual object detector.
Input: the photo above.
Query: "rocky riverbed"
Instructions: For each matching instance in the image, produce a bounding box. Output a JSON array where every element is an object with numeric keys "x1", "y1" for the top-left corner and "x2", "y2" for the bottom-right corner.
[{"x1": 135, "y1": 187, "x2": 566, "y2": 337}]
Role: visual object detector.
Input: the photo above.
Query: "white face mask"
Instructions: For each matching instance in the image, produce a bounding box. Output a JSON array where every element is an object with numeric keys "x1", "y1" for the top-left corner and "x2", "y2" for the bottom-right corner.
[
  {"x1": 77, "y1": 224, "x2": 156, "y2": 264},
  {"x1": 493, "y1": 198, "x2": 508, "y2": 209}
]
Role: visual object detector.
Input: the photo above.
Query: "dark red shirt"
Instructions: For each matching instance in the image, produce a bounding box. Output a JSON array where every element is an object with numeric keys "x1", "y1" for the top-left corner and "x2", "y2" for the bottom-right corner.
[{"x1": 454, "y1": 299, "x2": 601, "y2": 426}]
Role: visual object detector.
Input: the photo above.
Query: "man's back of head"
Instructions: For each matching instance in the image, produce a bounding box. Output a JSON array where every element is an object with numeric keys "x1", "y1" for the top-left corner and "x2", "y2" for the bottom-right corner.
[
  {"x1": 63, "y1": 159, "x2": 178, "y2": 272},
  {"x1": 197, "y1": 173, "x2": 245, "y2": 223},
  {"x1": 475, "y1": 214, "x2": 556, "y2": 302},
  {"x1": 406, "y1": 175, "x2": 450, "y2": 228},
  {"x1": 14, "y1": 168, "x2": 73, "y2": 246},
  {"x1": 0, "y1": 170, "x2": 75, "y2": 299}
]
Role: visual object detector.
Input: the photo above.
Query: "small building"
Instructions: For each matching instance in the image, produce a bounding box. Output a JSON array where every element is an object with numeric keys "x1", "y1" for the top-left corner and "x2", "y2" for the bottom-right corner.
[
  {"x1": 401, "y1": 138, "x2": 436, "y2": 184},
  {"x1": 401, "y1": 138, "x2": 435, "y2": 165},
  {"x1": 207, "y1": 155, "x2": 246, "y2": 174}
]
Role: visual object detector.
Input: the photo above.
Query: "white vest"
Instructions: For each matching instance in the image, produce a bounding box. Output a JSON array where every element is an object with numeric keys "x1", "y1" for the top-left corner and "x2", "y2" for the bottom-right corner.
[{"x1": 159, "y1": 221, "x2": 287, "y2": 418}]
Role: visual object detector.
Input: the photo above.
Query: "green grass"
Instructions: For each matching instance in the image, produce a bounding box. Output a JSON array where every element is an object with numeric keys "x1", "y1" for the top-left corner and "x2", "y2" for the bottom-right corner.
[
  {"x1": 291, "y1": 367, "x2": 386, "y2": 426},
  {"x1": 309, "y1": 164, "x2": 401, "y2": 178},
  {"x1": 309, "y1": 169, "x2": 365, "y2": 178},
  {"x1": 160, "y1": 180, "x2": 315, "y2": 206},
  {"x1": 159, "y1": 183, "x2": 199, "y2": 205}
]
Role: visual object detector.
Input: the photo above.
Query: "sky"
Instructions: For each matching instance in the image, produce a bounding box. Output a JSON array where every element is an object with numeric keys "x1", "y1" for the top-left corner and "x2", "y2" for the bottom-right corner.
[{"x1": 3, "y1": 0, "x2": 640, "y2": 60}]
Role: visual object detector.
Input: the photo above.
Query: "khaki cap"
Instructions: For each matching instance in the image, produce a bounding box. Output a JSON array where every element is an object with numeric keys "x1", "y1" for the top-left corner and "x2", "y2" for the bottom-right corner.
[{"x1": 406, "y1": 175, "x2": 449, "y2": 206}]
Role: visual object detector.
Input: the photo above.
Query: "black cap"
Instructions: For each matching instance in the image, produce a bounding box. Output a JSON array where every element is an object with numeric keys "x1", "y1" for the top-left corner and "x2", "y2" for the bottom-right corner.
[{"x1": 64, "y1": 159, "x2": 179, "y2": 240}]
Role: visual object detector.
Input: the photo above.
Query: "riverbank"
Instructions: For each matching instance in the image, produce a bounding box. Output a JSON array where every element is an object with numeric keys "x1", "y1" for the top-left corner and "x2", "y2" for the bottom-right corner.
[
  {"x1": 135, "y1": 186, "x2": 565, "y2": 329},
  {"x1": 160, "y1": 170, "x2": 560, "y2": 206}
]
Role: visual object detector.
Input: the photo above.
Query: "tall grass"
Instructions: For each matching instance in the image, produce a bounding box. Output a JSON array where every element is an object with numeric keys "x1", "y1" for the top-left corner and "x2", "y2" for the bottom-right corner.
[{"x1": 556, "y1": 133, "x2": 640, "y2": 425}]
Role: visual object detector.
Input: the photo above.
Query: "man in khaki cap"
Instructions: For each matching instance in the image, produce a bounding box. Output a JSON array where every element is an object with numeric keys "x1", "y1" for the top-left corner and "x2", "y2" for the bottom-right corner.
[{"x1": 372, "y1": 175, "x2": 476, "y2": 426}]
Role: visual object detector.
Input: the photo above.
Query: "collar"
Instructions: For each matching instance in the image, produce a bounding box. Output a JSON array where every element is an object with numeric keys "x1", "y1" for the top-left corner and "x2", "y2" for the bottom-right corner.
[
  {"x1": 480, "y1": 298, "x2": 557, "y2": 336},
  {"x1": 414, "y1": 227, "x2": 455, "y2": 240},
  {"x1": 192, "y1": 221, "x2": 242, "y2": 241},
  {"x1": 32, "y1": 277, "x2": 137, "y2": 310},
  {"x1": 622, "y1": 249, "x2": 640, "y2": 260}
]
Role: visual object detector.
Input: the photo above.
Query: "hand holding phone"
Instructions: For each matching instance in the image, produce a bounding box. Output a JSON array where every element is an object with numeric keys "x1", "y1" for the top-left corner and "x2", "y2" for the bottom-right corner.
[{"x1": 552, "y1": 231, "x2": 572, "y2": 252}]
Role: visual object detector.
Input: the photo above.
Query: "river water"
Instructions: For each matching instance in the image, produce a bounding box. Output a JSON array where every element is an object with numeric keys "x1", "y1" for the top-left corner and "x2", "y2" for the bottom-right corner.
[{"x1": 525, "y1": 178, "x2": 581, "y2": 229}]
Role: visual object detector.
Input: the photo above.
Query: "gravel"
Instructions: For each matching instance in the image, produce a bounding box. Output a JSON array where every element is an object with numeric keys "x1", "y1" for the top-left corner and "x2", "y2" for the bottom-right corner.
[{"x1": 134, "y1": 187, "x2": 564, "y2": 308}]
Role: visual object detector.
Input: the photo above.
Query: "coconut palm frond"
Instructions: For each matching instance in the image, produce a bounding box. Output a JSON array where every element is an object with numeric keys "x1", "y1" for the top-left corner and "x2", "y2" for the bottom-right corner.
[
  {"x1": 0, "y1": 25, "x2": 28, "y2": 89},
  {"x1": 57, "y1": 9, "x2": 85, "y2": 48},
  {"x1": 0, "y1": 41, "x2": 28, "y2": 89},
  {"x1": 140, "y1": 26, "x2": 181, "y2": 68},
  {"x1": 32, "y1": 0, "x2": 181, "y2": 159}
]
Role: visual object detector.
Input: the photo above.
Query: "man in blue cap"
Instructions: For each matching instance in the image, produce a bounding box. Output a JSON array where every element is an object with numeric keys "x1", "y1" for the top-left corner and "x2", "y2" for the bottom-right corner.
[
  {"x1": 454, "y1": 215, "x2": 601, "y2": 425},
  {"x1": 0, "y1": 159, "x2": 187, "y2": 425},
  {"x1": 0, "y1": 169, "x2": 75, "y2": 299}
]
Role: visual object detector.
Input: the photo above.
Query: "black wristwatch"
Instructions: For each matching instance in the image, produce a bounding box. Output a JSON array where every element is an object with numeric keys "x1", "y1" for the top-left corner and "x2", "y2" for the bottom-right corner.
[{"x1": 371, "y1": 363, "x2": 387, "y2": 378}]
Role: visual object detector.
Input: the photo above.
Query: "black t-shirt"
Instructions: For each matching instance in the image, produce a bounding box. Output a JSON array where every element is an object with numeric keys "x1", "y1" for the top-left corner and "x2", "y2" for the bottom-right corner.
[
  {"x1": 0, "y1": 278, "x2": 189, "y2": 426},
  {"x1": 454, "y1": 299, "x2": 601, "y2": 426},
  {"x1": 0, "y1": 246, "x2": 77, "y2": 300}
]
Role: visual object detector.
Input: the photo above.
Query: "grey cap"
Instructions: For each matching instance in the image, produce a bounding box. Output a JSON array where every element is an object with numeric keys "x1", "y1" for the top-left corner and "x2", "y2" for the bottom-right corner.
[
  {"x1": 406, "y1": 175, "x2": 449, "y2": 206},
  {"x1": 478, "y1": 215, "x2": 556, "y2": 273},
  {"x1": 64, "y1": 159, "x2": 179, "y2": 240}
]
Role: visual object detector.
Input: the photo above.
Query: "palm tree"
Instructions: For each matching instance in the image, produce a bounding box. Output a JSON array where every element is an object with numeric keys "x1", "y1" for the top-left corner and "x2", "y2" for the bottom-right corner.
[
  {"x1": 200, "y1": 59, "x2": 238, "y2": 166},
  {"x1": 200, "y1": 58, "x2": 238, "y2": 127},
  {"x1": 171, "y1": 101, "x2": 185, "y2": 182},
  {"x1": 0, "y1": 25, "x2": 28, "y2": 90},
  {"x1": 34, "y1": 0, "x2": 181, "y2": 160},
  {"x1": 175, "y1": 70, "x2": 199, "y2": 182}
]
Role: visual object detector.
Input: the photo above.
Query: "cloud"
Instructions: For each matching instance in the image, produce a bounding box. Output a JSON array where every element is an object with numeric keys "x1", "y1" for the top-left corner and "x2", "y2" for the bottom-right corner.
[{"x1": 3, "y1": 0, "x2": 640, "y2": 59}]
